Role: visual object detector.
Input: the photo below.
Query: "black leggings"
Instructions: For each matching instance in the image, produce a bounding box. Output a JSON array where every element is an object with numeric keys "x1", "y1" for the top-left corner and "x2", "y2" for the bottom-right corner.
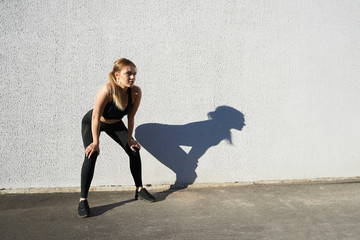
[{"x1": 80, "y1": 110, "x2": 143, "y2": 198}]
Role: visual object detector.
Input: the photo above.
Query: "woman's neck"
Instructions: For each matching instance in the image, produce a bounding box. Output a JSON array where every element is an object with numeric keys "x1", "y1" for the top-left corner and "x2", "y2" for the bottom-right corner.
[{"x1": 116, "y1": 83, "x2": 128, "y2": 94}]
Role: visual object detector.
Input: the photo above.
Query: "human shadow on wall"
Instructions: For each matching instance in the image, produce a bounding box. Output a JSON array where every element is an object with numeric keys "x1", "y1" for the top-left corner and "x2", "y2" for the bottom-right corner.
[{"x1": 135, "y1": 105, "x2": 245, "y2": 201}]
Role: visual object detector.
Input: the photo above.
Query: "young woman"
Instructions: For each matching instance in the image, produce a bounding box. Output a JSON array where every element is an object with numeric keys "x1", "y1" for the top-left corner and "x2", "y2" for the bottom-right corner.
[{"x1": 78, "y1": 58, "x2": 155, "y2": 218}]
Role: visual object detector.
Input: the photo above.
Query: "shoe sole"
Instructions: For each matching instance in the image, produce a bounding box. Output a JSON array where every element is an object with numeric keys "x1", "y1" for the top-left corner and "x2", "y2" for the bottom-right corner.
[
  {"x1": 78, "y1": 214, "x2": 89, "y2": 218},
  {"x1": 78, "y1": 210, "x2": 90, "y2": 218}
]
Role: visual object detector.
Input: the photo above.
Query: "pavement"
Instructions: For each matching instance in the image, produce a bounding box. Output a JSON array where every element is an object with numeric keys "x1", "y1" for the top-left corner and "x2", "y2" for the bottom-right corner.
[{"x1": 1, "y1": 182, "x2": 360, "y2": 240}]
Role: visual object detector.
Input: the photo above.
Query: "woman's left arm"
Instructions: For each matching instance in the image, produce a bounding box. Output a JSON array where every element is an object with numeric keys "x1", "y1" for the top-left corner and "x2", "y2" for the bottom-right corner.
[{"x1": 127, "y1": 86, "x2": 142, "y2": 151}]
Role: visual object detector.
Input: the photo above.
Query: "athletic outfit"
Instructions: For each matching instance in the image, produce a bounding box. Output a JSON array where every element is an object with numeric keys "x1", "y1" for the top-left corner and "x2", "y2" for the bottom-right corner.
[{"x1": 80, "y1": 87, "x2": 142, "y2": 198}]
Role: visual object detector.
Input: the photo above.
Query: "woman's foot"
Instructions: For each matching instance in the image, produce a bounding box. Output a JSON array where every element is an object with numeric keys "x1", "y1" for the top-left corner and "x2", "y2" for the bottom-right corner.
[
  {"x1": 78, "y1": 200, "x2": 90, "y2": 218},
  {"x1": 135, "y1": 188, "x2": 155, "y2": 202}
]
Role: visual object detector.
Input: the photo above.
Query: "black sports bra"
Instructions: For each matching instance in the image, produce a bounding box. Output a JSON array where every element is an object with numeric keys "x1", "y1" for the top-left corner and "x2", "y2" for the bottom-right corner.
[{"x1": 102, "y1": 88, "x2": 132, "y2": 120}]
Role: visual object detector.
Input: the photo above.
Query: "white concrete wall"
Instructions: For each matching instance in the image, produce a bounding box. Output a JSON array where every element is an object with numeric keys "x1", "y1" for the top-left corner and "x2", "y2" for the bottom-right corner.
[{"x1": 1, "y1": 0, "x2": 359, "y2": 189}]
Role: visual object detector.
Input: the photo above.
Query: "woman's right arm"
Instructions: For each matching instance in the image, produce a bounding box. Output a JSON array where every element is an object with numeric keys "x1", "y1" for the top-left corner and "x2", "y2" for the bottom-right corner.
[{"x1": 86, "y1": 84, "x2": 111, "y2": 158}]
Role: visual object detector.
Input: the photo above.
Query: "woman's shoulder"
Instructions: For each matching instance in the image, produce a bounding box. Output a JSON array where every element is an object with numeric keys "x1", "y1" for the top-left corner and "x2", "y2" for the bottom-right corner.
[
  {"x1": 97, "y1": 83, "x2": 112, "y2": 101},
  {"x1": 131, "y1": 85, "x2": 142, "y2": 95},
  {"x1": 102, "y1": 82, "x2": 113, "y2": 95},
  {"x1": 130, "y1": 85, "x2": 142, "y2": 103},
  {"x1": 104, "y1": 82, "x2": 112, "y2": 91}
]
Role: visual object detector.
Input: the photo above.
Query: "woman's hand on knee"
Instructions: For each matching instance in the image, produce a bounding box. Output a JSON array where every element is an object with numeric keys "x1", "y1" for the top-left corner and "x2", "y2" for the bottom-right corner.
[
  {"x1": 86, "y1": 142, "x2": 100, "y2": 158},
  {"x1": 128, "y1": 139, "x2": 141, "y2": 152}
]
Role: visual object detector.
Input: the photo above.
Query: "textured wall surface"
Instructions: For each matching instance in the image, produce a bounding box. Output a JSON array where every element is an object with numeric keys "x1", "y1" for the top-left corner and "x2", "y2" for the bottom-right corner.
[{"x1": 1, "y1": 0, "x2": 360, "y2": 189}]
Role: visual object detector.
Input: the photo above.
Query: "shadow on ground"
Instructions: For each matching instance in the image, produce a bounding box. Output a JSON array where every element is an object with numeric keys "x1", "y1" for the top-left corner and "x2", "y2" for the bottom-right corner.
[
  {"x1": 90, "y1": 199, "x2": 136, "y2": 217},
  {"x1": 135, "y1": 105, "x2": 245, "y2": 201}
]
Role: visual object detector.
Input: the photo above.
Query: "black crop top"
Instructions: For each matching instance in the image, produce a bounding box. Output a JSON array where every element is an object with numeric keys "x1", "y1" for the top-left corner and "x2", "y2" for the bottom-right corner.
[{"x1": 102, "y1": 88, "x2": 132, "y2": 120}]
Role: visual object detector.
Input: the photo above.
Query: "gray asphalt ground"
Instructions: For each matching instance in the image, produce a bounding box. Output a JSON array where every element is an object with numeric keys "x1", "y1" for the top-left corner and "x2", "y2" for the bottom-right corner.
[{"x1": 1, "y1": 182, "x2": 360, "y2": 240}]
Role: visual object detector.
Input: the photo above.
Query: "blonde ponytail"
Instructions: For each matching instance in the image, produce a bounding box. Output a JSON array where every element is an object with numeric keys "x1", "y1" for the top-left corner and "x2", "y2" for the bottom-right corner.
[{"x1": 108, "y1": 71, "x2": 124, "y2": 110}]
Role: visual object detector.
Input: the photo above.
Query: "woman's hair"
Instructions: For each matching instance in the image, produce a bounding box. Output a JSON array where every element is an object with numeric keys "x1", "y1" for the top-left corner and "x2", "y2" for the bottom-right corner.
[{"x1": 108, "y1": 58, "x2": 137, "y2": 110}]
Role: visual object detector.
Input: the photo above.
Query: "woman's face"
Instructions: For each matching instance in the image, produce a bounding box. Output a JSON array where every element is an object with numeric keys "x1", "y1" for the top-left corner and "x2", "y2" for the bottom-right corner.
[{"x1": 115, "y1": 65, "x2": 137, "y2": 88}]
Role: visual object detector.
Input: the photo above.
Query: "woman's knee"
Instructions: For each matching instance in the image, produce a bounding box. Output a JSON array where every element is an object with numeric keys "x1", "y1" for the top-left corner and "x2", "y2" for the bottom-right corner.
[
  {"x1": 125, "y1": 144, "x2": 140, "y2": 158},
  {"x1": 84, "y1": 151, "x2": 99, "y2": 161}
]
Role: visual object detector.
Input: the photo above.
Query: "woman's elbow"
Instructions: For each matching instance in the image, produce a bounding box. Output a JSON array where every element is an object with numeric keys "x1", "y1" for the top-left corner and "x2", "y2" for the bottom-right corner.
[{"x1": 92, "y1": 112, "x2": 101, "y2": 121}]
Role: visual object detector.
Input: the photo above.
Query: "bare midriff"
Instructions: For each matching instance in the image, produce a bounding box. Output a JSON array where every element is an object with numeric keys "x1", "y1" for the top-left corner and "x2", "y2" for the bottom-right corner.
[{"x1": 100, "y1": 116, "x2": 122, "y2": 124}]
